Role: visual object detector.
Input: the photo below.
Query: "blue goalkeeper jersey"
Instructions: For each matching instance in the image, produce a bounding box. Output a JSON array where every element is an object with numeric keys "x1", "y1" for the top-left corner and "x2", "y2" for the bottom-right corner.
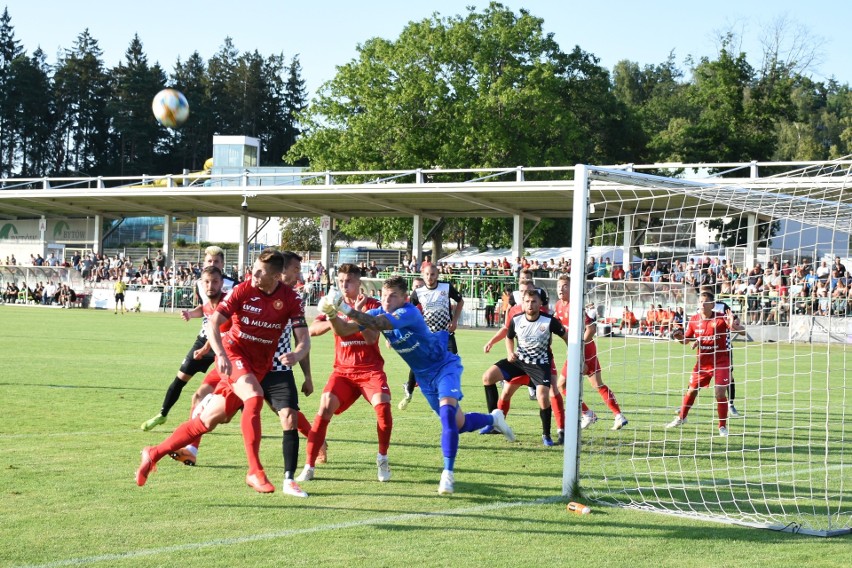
[{"x1": 368, "y1": 302, "x2": 456, "y2": 377}]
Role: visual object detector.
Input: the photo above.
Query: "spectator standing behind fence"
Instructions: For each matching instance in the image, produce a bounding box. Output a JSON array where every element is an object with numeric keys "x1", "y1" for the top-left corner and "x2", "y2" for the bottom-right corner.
[{"x1": 483, "y1": 283, "x2": 497, "y2": 327}]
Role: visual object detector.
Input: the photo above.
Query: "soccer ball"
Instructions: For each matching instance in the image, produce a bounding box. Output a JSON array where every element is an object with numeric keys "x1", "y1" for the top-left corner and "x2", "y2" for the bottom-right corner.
[{"x1": 152, "y1": 88, "x2": 189, "y2": 128}]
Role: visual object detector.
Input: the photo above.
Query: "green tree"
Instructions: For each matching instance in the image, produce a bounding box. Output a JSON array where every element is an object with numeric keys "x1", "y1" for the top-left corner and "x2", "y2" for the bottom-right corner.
[
  {"x1": 288, "y1": 2, "x2": 622, "y2": 248},
  {"x1": 281, "y1": 55, "x2": 308, "y2": 166},
  {"x1": 108, "y1": 35, "x2": 166, "y2": 175},
  {"x1": 279, "y1": 217, "x2": 321, "y2": 251},
  {"x1": 171, "y1": 51, "x2": 214, "y2": 171},
  {"x1": 52, "y1": 29, "x2": 112, "y2": 174},
  {"x1": 10, "y1": 48, "x2": 54, "y2": 176},
  {"x1": 0, "y1": 8, "x2": 23, "y2": 175},
  {"x1": 648, "y1": 37, "x2": 777, "y2": 163}
]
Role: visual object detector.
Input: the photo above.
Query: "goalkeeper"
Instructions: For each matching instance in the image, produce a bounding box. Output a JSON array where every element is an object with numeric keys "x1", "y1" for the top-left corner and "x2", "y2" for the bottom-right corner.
[{"x1": 317, "y1": 276, "x2": 515, "y2": 496}]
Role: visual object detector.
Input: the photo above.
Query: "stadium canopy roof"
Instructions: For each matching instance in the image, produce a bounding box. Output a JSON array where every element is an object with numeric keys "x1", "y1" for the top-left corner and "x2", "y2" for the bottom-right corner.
[{"x1": 0, "y1": 162, "x2": 850, "y2": 231}]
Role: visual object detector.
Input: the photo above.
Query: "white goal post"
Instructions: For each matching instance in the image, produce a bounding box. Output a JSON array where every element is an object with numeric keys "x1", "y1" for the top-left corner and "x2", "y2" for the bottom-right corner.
[{"x1": 563, "y1": 163, "x2": 851, "y2": 536}]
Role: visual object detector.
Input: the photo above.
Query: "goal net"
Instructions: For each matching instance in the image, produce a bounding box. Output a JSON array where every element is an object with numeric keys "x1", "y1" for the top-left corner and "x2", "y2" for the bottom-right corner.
[{"x1": 563, "y1": 162, "x2": 852, "y2": 536}]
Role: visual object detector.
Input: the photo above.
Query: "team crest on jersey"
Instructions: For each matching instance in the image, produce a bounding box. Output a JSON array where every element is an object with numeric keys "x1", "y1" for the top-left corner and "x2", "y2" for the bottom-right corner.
[
  {"x1": 538, "y1": 324, "x2": 548, "y2": 332},
  {"x1": 273, "y1": 299, "x2": 284, "y2": 310}
]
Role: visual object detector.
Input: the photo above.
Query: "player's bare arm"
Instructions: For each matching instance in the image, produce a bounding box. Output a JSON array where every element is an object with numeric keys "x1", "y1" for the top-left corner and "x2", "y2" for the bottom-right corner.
[
  {"x1": 449, "y1": 297, "x2": 464, "y2": 333},
  {"x1": 484, "y1": 326, "x2": 508, "y2": 352},
  {"x1": 193, "y1": 340, "x2": 211, "y2": 359},
  {"x1": 279, "y1": 325, "x2": 311, "y2": 369},
  {"x1": 295, "y1": 333, "x2": 313, "y2": 396},
  {"x1": 309, "y1": 318, "x2": 333, "y2": 337},
  {"x1": 504, "y1": 336, "x2": 518, "y2": 362},
  {"x1": 181, "y1": 305, "x2": 204, "y2": 321},
  {"x1": 207, "y1": 311, "x2": 231, "y2": 377}
]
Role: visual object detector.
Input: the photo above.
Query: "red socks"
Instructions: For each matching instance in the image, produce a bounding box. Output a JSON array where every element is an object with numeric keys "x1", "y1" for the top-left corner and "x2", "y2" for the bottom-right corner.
[
  {"x1": 241, "y1": 396, "x2": 264, "y2": 475},
  {"x1": 306, "y1": 416, "x2": 331, "y2": 467},
  {"x1": 717, "y1": 399, "x2": 729, "y2": 428},
  {"x1": 297, "y1": 411, "x2": 312, "y2": 438},
  {"x1": 152, "y1": 416, "x2": 210, "y2": 462},
  {"x1": 598, "y1": 385, "x2": 621, "y2": 415},
  {"x1": 550, "y1": 389, "x2": 565, "y2": 430},
  {"x1": 374, "y1": 402, "x2": 392, "y2": 455},
  {"x1": 680, "y1": 390, "x2": 699, "y2": 419}
]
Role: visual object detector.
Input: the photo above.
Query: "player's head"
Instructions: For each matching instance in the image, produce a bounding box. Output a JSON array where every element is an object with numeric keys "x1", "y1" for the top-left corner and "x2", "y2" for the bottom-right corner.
[
  {"x1": 203, "y1": 246, "x2": 225, "y2": 270},
  {"x1": 277, "y1": 250, "x2": 302, "y2": 286},
  {"x1": 698, "y1": 290, "x2": 715, "y2": 312},
  {"x1": 200, "y1": 266, "x2": 224, "y2": 299},
  {"x1": 336, "y1": 263, "x2": 362, "y2": 299},
  {"x1": 421, "y1": 263, "x2": 438, "y2": 287},
  {"x1": 381, "y1": 276, "x2": 409, "y2": 313},
  {"x1": 522, "y1": 288, "x2": 543, "y2": 316},
  {"x1": 251, "y1": 248, "x2": 285, "y2": 291},
  {"x1": 518, "y1": 268, "x2": 534, "y2": 284},
  {"x1": 517, "y1": 279, "x2": 536, "y2": 294},
  {"x1": 412, "y1": 276, "x2": 425, "y2": 289},
  {"x1": 557, "y1": 274, "x2": 570, "y2": 301}
]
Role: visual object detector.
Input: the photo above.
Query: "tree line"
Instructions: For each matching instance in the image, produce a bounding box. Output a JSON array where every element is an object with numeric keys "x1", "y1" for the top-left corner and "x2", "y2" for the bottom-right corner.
[
  {"x1": 284, "y1": 3, "x2": 852, "y2": 252},
  {"x1": 0, "y1": 8, "x2": 308, "y2": 179},
  {"x1": 1, "y1": 4, "x2": 848, "y2": 252}
]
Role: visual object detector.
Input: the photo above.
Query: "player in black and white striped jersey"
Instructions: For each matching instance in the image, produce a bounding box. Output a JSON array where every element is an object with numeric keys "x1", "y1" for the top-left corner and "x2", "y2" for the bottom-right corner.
[
  {"x1": 398, "y1": 264, "x2": 464, "y2": 410},
  {"x1": 486, "y1": 288, "x2": 568, "y2": 446},
  {"x1": 508, "y1": 268, "x2": 550, "y2": 400},
  {"x1": 140, "y1": 246, "x2": 234, "y2": 432}
]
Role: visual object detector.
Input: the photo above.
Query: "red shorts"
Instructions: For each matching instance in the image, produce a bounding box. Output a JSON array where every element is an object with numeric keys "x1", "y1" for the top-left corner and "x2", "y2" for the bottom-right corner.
[
  {"x1": 213, "y1": 379, "x2": 247, "y2": 419},
  {"x1": 325, "y1": 369, "x2": 390, "y2": 414},
  {"x1": 223, "y1": 340, "x2": 271, "y2": 383},
  {"x1": 689, "y1": 365, "x2": 731, "y2": 389},
  {"x1": 507, "y1": 374, "x2": 531, "y2": 386},
  {"x1": 201, "y1": 367, "x2": 224, "y2": 388},
  {"x1": 561, "y1": 342, "x2": 600, "y2": 377}
]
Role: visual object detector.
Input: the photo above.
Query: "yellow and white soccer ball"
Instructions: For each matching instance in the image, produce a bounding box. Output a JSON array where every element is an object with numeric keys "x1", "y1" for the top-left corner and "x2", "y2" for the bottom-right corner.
[{"x1": 152, "y1": 88, "x2": 189, "y2": 128}]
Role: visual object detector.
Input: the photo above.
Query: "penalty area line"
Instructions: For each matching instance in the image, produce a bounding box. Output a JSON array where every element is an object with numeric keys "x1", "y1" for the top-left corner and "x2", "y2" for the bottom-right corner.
[{"x1": 16, "y1": 495, "x2": 563, "y2": 568}]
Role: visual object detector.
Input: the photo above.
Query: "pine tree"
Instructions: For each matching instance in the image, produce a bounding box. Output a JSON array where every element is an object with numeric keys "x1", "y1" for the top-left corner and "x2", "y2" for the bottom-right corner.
[{"x1": 0, "y1": 8, "x2": 23, "y2": 175}]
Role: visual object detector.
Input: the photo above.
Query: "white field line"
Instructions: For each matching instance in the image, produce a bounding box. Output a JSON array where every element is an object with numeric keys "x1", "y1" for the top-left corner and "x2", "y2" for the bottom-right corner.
[{"x1": 15, "y1": 496, "x2": 562, "y2": 568}]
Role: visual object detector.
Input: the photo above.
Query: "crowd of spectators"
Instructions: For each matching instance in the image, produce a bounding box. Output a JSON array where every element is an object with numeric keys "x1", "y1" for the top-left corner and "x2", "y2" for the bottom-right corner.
[{"x1": 3, "y1": 247, "x2": 850, "y2": 321}]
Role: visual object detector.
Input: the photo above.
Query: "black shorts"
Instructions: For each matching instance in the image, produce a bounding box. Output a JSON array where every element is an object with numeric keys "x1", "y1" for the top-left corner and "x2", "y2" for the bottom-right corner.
[
  {"x1": 495, "y1": 358, "x2": 551, "y2": 387},
  {"x1": 115, "y1": 293, "x2": 125, "y2": 302},
  {"x1": 179, "y1": 335, "x2": 216, "y2": 376},
  {"x1": 262, "y1": 370, "x2": 300, "y2": 413},
  {"x1": 448, "y1": 332, "x2": 458, "y2": 354}
]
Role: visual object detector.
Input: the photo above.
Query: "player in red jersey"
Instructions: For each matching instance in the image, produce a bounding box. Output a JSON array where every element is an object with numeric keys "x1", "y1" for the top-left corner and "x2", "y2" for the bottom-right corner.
[
  {"x1": 481, "y1": 280, "x2": 567, "y2": 444},
  {"x1": 296, "y1": 263, "x2": 393, "y2": 483},
  {"x1": 667, "y1": 289, "x2": 744, "y2": 437},
  {"x1": 553, "y1": 274, "x2": 628, "y2": 431},
  {"x1": 136, "y1": 249, "x2": 309, "y2": 493}
]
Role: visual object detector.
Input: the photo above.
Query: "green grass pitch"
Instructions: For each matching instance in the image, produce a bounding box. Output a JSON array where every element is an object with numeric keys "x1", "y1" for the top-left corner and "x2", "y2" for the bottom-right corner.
[{"x1": 0, "y1": 306, "x2": 848, "y2": 567}]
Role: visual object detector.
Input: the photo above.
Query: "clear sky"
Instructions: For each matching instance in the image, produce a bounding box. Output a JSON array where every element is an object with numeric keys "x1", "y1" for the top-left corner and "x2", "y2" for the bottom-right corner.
[{"x1": 2, "y1": 0, "x2": 848, "y2": 98}]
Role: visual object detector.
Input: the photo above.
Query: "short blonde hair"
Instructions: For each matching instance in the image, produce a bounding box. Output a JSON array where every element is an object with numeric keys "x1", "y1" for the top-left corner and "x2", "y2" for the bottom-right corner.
[{"x1": 204, "y1": 245, "x2": 225, "y2": 262}]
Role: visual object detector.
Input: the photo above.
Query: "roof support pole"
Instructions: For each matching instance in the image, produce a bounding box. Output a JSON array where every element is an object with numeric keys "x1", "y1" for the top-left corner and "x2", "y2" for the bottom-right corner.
[
  {"x1": 744, "y1": 213, "x2": 758, "y2": 270},
  {"x1": 319, "y1": 216, "x2": 332, "y2": 270},
  {"x1": 162, "y1": 215, "x2": 172, "y2": 260},
  {"x1": 512, "y1": 214, "x2": 524, "y2": 262},
  {"x1": 412, "y1": 214, "x2": 423, "y2": 267},
  {"x1": 238, "y1": 214, "x2": 249, "y2": 278},
  {"x1": 92, "y1": 215, "x2": 102, "y2": 255},
  {"x1": 622, "y1": 214, "x2": 634, "y2": 274}
]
